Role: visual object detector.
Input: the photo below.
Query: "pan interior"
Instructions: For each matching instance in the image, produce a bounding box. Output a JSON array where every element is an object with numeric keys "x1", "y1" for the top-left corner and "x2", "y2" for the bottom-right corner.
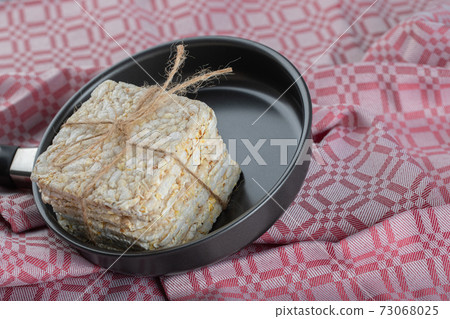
[
  {"x1": 37, "y1": 38, "x2": 305, "y2": 245},
  {"x1": 195, "y1": 84, "x2": 302, "y2": 230}
]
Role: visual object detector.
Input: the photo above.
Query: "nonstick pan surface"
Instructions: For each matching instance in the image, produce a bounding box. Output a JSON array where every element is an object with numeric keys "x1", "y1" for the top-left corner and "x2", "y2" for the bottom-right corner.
[{"x1": 30, "y1": 36, "x2": 312, "y2": 275}]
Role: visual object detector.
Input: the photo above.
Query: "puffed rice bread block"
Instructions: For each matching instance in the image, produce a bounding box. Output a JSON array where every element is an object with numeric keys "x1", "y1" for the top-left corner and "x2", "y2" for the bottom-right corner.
[{"x1": 31, "y1": 80, "x2": 241, "y2": 250}]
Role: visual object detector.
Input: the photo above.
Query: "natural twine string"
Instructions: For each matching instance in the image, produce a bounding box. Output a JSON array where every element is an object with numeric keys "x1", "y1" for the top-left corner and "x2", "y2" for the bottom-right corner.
[{"x1": 52, "y1": 45, "x2": 232, "y2": 242}]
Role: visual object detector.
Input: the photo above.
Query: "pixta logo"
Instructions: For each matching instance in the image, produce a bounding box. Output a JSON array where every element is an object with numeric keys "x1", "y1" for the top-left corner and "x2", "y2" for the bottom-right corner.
[{"x1": 125, "y1": 128, "x2": 325, "y2": 176}]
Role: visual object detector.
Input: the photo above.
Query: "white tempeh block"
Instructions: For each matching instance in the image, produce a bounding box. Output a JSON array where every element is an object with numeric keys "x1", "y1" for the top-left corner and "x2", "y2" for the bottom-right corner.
[{"x1": 31, "y1": 80, "x2": 241, "y2": 250}]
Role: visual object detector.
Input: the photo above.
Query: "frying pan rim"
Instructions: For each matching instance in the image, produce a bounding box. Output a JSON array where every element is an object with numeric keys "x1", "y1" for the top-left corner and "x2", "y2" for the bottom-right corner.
[{"x1": 32, "y1": 35, "x2": 312, "y2": 257}]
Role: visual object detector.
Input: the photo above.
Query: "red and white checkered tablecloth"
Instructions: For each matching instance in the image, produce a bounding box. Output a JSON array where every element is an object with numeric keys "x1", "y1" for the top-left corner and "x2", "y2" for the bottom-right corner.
[{"x1": 1, "y1": 0, "x2": 449, "y2": 301}]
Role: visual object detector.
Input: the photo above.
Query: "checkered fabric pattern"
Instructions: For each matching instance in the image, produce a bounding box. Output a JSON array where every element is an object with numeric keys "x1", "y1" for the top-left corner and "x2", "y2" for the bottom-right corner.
[{"x1": 1, "y1": 0, "x2": 449, "y2": 300}]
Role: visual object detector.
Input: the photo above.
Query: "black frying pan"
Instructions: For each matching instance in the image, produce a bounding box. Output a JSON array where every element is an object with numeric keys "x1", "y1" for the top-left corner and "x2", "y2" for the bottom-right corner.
[{"x1": 0, "y1": 36, "x2": 311, "y2": 276}]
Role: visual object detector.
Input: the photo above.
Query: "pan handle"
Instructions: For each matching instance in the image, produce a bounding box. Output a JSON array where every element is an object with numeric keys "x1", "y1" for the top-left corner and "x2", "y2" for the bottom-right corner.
[{"x1": 0, "y1": 145, "x2": 37, "y2": 188}]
